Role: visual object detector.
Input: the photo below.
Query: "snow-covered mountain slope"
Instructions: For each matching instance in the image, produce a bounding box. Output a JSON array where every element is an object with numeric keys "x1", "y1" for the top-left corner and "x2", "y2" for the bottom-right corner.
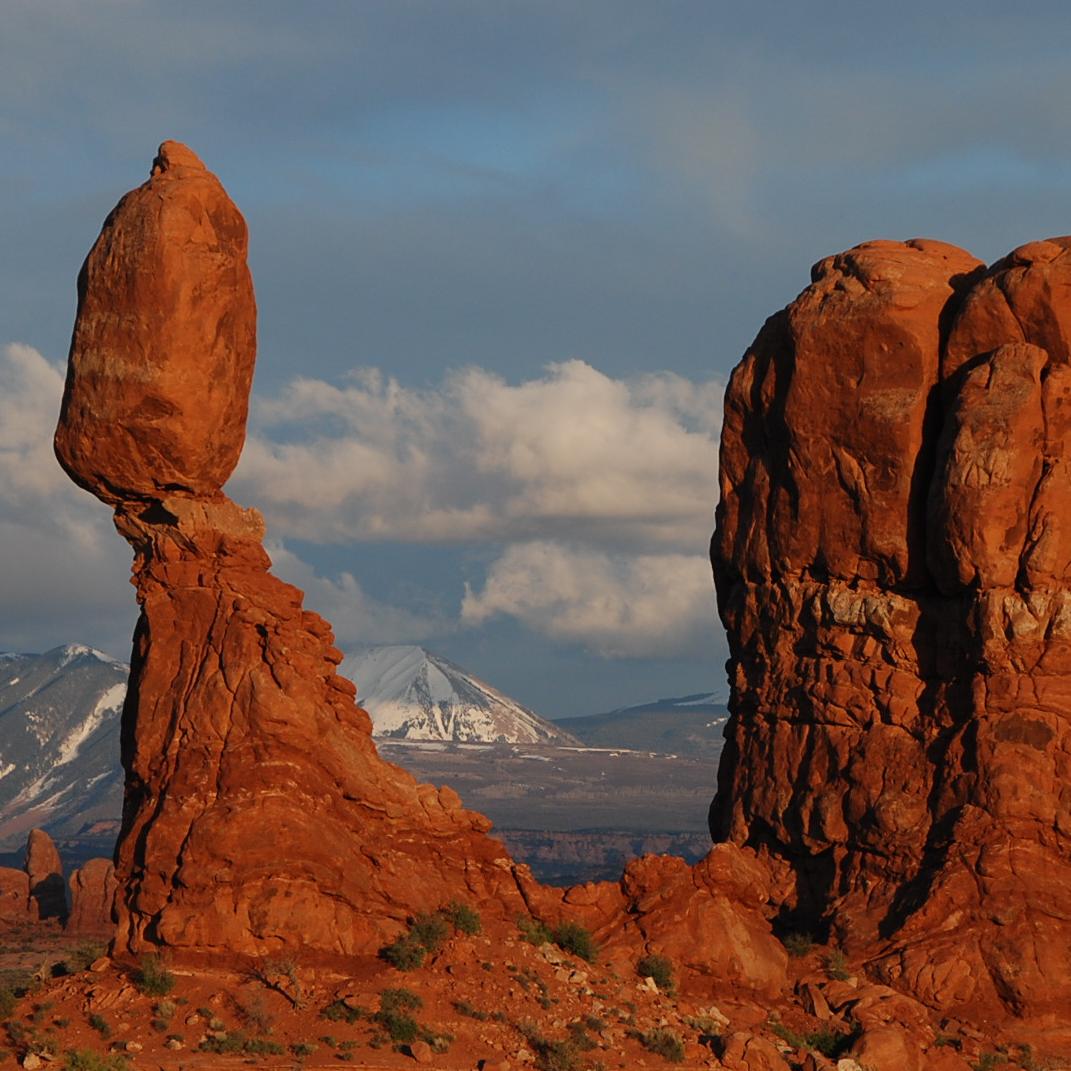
[
  {"x1": 342, "y1": 645, "x2": 579, "y2": 745},
  {"x1": 0, "y1": 645, "x2": 127, "y2": 848}
]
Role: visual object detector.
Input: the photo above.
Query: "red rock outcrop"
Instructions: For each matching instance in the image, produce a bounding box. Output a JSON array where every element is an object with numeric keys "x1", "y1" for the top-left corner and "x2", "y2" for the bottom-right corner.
[
  {"x1": 713, "y1": 236, "x2": 1071, "y2": 1022},
  {"x1": 0, "y1": 867, "x2": 34, "y2": 924},
  {"x1": 66, "y1": 858, "x2": 118, "y2": 936},
  {"x1": 26, "y1": 828, "x2": 66, "y2": 921},
  {"x1": 53, "y1": 142, "x2": 786, "y2": 998}
]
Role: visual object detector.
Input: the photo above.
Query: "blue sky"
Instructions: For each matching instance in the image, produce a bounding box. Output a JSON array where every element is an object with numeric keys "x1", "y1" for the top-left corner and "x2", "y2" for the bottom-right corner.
[{"x1": 4, "y1": 1, "x2": 1071, "y2": 715}]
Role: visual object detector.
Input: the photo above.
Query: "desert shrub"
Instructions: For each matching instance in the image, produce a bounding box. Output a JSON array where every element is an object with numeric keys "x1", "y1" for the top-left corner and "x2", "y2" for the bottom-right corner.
[
  {"x1": 636, "y1": 1028, "x2": 685, "y2": 1063},
  {"x1": 235, "y1": 996, "x2": 272, "y2": 1034},
  {"x1": 409, "y1": 913, "x2": 451, "y2": 953},
  {"x1": 636, "y1": 954, "x2": 675, "y2": 993},
  {"x1": 804, "y1": 1027, "x2": 853, "y2": 1057},
  {"x1": 552, "y1": 921, "x2": 597, "y2": 963},
  {"x1": 378, "y1": 935, "x2": 426, "y2": 971},
  {"x1": 290, "y1": 1041, "x2": 317, "y2": 1057},
  {"x1": 373, "y1": 1010, "x2": 418, "y2": 1044},
  {"x1": 61, "y1": 943, "x2": 106, "y2": 976},
  {"x1": 971, "y1": 1056, "x2": 1006, "y2": 1071},
  {"x1": 63, "y1": 1052, "x2": 129, "y2": 1071},
  {"x1": 133, "y1": 955, "x2": 174, "y2": 997},
  {"x1": 824, "y1": 949, "x2": 850, "y2": 981},
  {"x1": 517, "y1": 916, "x2": 553, "y2": 946},
  {"x1": 441, "y1": 900, "x2": 481, "y2": 935},
  {"x1": 320, "y1": 1000, "x2": 363, "y2": 1024},
  {"x1": 781, "y1": 932, "x2": 814, "y2": 958},
  {"x1": 244, "y1": 1038, "x2": 284, "y2": 1055},
  {"x1": 380, "y1": 988, "x2": 422, "y2": 1014},
  {"x1": 0, "y1": 992, "x2": 15, "y2": 1022},
  {"x1": 770, "y1": 1022, "x2": 853, "y2": 1058},
  {"x1": 453, "y1": 1000, "x2": 487, "y2": 1021},
  {"x1": 566, "y1": 1022, "x2": 597, "y2": 1051},
  {"x1": 198, "y1": 1032, "x2": 248, "y2": 1055}
]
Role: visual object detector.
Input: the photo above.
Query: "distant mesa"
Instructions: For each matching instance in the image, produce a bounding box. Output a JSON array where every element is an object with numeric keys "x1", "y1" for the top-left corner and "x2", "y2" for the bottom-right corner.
[
  {"x1": 555, "y1": 692, "x2": 728, "y2": 757},
  {"x1": 340, "y1": 644, "x2": 579, "y2": 744}
]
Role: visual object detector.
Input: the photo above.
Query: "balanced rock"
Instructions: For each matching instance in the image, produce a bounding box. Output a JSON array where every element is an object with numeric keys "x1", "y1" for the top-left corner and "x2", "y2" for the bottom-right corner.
[
  {"x1": 713, "y1": 236, "x2": 1071, "y2": 1021},
  {"x1": 54, "y1": 142, "x2": 786, "y2": 994},
  {"x1": 26, "y1": 828, "x2": 66, "y2": 921}
]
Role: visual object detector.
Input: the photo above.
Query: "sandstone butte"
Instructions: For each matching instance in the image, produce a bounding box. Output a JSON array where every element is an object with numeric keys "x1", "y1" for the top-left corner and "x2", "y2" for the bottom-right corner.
[{"x1": 42, "y1": 142, "x2": 1071, "y2": 1067}]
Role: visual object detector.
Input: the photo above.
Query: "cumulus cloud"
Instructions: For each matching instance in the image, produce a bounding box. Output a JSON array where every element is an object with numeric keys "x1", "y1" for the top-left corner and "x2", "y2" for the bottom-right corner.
[
  {"x1": 0, "y1": 343, "x2": 134, "y2": 654},
  {"x1": 230, "y1": 358, "x2": 726, "y2": 659},
  {"x1": 234, "y1": 359, "x2": 723, "y2": 551},
  {"x1": 0, "y1": 345, "x2": 724, "y2": 662},
  {"x1": 461, "y1": 541, "x2": 716, "y2": 659}
]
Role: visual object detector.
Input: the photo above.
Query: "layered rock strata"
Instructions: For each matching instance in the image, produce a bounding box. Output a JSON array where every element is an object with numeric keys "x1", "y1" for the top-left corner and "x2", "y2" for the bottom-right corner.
[
  {"x1": 53, "y1": 142, "x2": 785, "y2": 995},
  {"x1": 713, "y1": 237, "x2": 1071, "y2": 1019}
]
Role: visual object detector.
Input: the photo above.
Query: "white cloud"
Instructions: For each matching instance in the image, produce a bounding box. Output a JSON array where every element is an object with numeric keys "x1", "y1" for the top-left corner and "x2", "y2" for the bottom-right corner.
[
  {"x1": 0, "y1": 345, "x2": 723, "y2": 662},
  {"x1": 461, "y1": 541, "x2": 716, "y2": 659},
  {"x1": 0, "y1": 343, "x2": 134, "y2": 654},
  {"x1": 234, "y1": 359, "x2": 723, "y2": 552}
]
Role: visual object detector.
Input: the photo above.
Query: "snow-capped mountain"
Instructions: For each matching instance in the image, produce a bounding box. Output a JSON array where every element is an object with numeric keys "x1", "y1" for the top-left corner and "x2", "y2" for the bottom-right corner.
[
  {"x1": 342, "y1": 645, "x2": 579, "y2": 745},
  {"x1": 0, "y1": 645, "x2": 128, "y2": 849}
]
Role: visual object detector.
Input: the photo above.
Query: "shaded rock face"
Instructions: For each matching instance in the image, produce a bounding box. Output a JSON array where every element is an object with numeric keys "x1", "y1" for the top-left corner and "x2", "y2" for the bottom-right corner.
[
  {"x1": 66, "y1": 859, "x2": 118, "y2": 936},
  {"x1": 54, "y1": 142, "x2": 786, "y2": 997},
  {"x1": 26, "y1": 828, "x2": 66, "y2": 921},
  {"x1": 0, "y1": 867, "x2": 34, "y2": 923},
  {"x1": 713, "y1": 236, "x2": 1071, "y2": 1019}
]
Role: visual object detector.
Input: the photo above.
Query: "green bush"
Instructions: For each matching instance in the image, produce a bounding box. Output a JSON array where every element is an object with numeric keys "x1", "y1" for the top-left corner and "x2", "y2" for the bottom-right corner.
[
  {"x1": 552, "y1": 921, "x2": 598, "y2": 963},
  {"x1": 290, "y1": 1042, "x2": 317, "y2": 1057},
  {"x1": 133, "y1": 955, "x2": 174, "y2": 997},
  {"x1": 0, "y1": 992, "x2": 15, "y2": 1022},
  {"x1": 320, "y1": 1000, "x2": 363, "y2": 1024},
  {"x1": 380, "y1": 988, "x2": 422, "y2": 1014},
  {"x1": 824, "y1": 949, "x2": 850, "y2": 981},
  {"x1": 517, "y1": 916, "x2": 553, "y2": 946},
  {"x1": 636, "y1": 954, "x2": 675, "y2": 993},
  {"x1": 441, "y1": 901, "x2": 481, "y2": 935},
  {"x1": 373, "y1": 1010, "x2": 418, "y2": 1044},
  {"x1": 378, "y1": 935, "x2": 426, "y2": 971},
  {"x1": 781, "y1": 932, "x2": 814, "y2": 958},
  {"x1": 244, "y1": 1038, "x2": 285, "y2": 1056},
  {"x1": 409, "y1": 913, "x2": 451, "y2": 953},
  {"x1": 637, "y1": 1028, "x2": 685, "y2": 1063},
  {"x1": 63, "y1": 1053, "x2": 129, "y2": 1071},
  {"x1": 88, "y1": 1015, "x2": 110, "y2": 1040}
]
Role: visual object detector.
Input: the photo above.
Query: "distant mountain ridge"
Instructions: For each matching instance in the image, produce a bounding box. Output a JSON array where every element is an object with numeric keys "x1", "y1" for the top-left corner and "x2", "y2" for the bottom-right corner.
[
  {"x1": 0, "y1": 646, "x2": 127, "y2": 849},
  {"x1": 554, "y1": 692, "x2": 729, "y2": 757},
  {"x1": 341, "y1": 645, "x2": 579, "y2": 745}
]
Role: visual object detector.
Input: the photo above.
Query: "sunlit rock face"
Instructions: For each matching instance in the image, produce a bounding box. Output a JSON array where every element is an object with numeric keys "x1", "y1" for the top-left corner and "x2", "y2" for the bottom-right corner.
[
  {"x1": 52, "y1": 142, "x2": 788, "y2": 1000},
  {"x1": 713, "y1": 236, "x2": 1071, "y2": 1019}
]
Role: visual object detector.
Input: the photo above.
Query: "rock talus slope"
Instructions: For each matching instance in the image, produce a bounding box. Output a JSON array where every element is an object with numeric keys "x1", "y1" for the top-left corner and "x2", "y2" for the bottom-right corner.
[
  {"x1": 52, "y1": 142, "x2": 785, "y2": 995},
  {"x1": 713, "y1": 236, "x2": 1071, "y2": 1020}
]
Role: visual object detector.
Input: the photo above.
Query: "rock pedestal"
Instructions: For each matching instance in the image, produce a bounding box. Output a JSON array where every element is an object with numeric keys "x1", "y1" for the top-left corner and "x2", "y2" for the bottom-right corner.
[
  {"x1": 713, "y1": 237, "x2": 1071, "y2": 1019},
  {"x1": 53, "y1": 142, "x2": 786, "y2": 995}
]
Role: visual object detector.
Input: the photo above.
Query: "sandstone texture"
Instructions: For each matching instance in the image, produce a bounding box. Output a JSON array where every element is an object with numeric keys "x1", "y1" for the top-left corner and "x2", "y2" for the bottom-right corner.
[
  {"x1": 53, "y1": 143, "x2": 786, "y2": 997},
  {"x1": 713, "y1": 236, "x2": 1071, "y2": 1021},
  {"x1": 66, "y1": 858, "x2": 118, "y2": 935},
  {"x1": 0, "y1": 867, "x2": 33, "y2": 923},
  {"x1": 26, "y1": 828, "x2": 66, "y2": 920}
]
